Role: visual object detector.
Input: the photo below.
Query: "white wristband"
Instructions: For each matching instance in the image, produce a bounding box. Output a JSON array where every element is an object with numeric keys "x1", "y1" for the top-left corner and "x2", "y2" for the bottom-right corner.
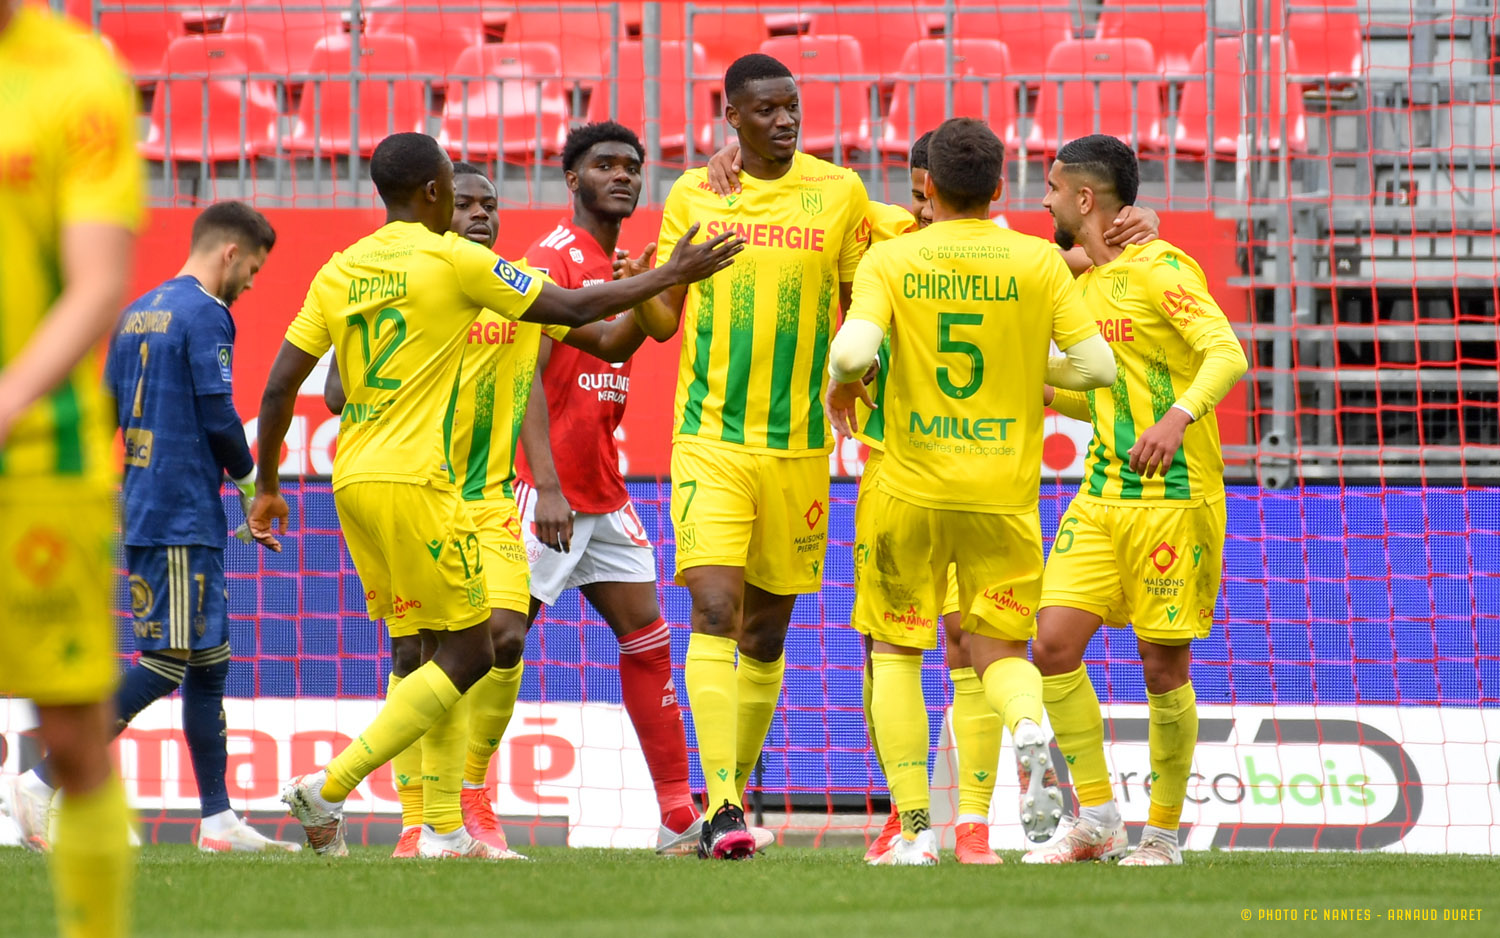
[{"x1": 1171, "y1": 403, "x2": 1197, "y2": 422}]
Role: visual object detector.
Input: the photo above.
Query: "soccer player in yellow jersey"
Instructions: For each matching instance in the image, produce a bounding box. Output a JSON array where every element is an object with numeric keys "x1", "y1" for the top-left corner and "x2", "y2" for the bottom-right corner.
[
  {"x1": 631, "y1": 52, "x2": 871, "y2": 859},
  {"x1": 826, "y1": 118, "x2": 1117, "y2": 866},
  {"x1": 0, "y1": 1, "x2": 140, "y2": 933},
  {"x1": 248, "y1": 133, "x2": 741, "y2": 856},
  {"x1": 1024, "y1": 135, "x2": 1248, "y2": 867}
]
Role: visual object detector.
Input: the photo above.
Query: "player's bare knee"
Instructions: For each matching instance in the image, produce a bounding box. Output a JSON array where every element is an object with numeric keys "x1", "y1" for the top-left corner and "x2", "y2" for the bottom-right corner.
[
  {"x1": 390, "y1": 636, "x2": 423, "y2": 676},
  {"x1": 690, "y1": 592, "x2": 740, "y2": 638},
  {"x1": 1139, "y1": 640, "x2": 1191, "y2": 695},
  {"x1": 35, "y1": 704, "x2": 113, "y2": 792},
  {"x1": 488, "y1": 610, "x2": 528, "y2": 669},
  {"x1": 737, "y1": 624, "x2": 785, "y2": 664}
]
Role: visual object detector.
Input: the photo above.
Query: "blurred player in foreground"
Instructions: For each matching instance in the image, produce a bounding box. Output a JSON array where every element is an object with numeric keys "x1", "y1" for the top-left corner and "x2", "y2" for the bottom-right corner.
[
  {"x1": 0, "y1": 0, "x2": 139, "y2": 932},
  {"x1": 512, "y1": 122, "x2": 710, "y2": 853},
  {"x1": 1026, "y1": 135, "x2": 1247, "y2": 866},
  {"x1": 826, "y1": 118, "x2": 1117, "y2": 865},
  {"x1": 14, "y1": 203, "x2": 297, "y2": 855},
  {"x1": 251, "y1": 132, "x2": 741, "y2": 856}
]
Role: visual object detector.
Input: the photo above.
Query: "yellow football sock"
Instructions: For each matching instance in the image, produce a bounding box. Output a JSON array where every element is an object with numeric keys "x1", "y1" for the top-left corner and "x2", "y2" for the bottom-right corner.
[
  {"x1": 1042, "y1": 665, "x2": 1113, "y2": 807},
  {"x1": 51, "y1": 773, "x2": 133, "y2": 938},
  {"x1": 734, "y1": 652, "x2": 785, "y2": 801},
  {"x1": 684, "y1": 633, "x2": 739, "y2": 808},
  {"x1": 949, "y1": 666, "x2": 1001, "y2": 818},
  {"x1": 980, "y1": 656, "x2": 1044, "y2": 734},
  {"x1": 324, "y1": 661, "x2": 461, "y2": 802},
  {"x1": 387, "y1": 674, "x2": 424, "y2": 827},
  {"x1": 862, "y1": 657, "x2": 886, "y2": 777},
  {"x1": 870, "y1": 653, "x2": 930, "y2": 831},
  {"x1": 422, "y1": 690, "x2": 470, "y2": 833},
  {"x1": 1146, "y1": 682, "x2": 1197, "y2": 831},
  {"x1": 463, "y1": 662, "x2": 524, "y2": 786}
]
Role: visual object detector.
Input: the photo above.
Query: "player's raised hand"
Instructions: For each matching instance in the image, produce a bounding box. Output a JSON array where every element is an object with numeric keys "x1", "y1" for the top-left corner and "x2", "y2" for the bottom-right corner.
[
  {"x1": 705, "y1": 141, "x2": 744, "y2": 197},
  {"x1": 1128, "y1": 408, "x2": 1192, "y2": 478},
  {"x1": 247, "y1": 492, "x2": 289, "y2": 552},
  {"x1": 1104, "y1": 205, "x2": 1160, "y2": 246},
  {"x1": 826, "y1": 376, "x2": 875, "y2": 440},
  {"x1": 662, "y1": 223, "x2": 744, "y2": 285},
  {"x1": 613, "y1": 243, "x2": 657, "y2": 280}
]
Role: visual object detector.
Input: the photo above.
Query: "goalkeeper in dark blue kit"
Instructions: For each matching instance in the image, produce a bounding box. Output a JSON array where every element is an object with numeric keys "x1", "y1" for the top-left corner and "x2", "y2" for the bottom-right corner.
[{"x1": 8, "y1": 202, "x2": 300, "y2": 853}]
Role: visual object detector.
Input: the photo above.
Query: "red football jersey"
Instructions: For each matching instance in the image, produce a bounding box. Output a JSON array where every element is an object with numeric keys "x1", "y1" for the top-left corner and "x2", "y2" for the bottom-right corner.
[{"x1": 515, "y1": 220, "x2": 632, "y2": 514}]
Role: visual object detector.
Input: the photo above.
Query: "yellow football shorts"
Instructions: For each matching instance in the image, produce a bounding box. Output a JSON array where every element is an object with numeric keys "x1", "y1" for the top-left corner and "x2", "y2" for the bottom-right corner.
[
  {"x1": 856, "y1": 452, "x2": 961, "y2": 620},
  {"x1": 0, "y1": 476, "x2": 118, "y2": 705},
  {"x1": 335, "y1": 480, "x2": 489, "y2": 637},
  {"x1": 1040, "y1": 494, "x2": 1227, "y2": 644},
  {"x1": 853, "y1": 486, "x2": 1043, "y2": 649},
  {"x1": 671, "y1": 439, "x2": 829, "y2": 595},
  {"x1": 469, "y1": 497, "x2": 531, "y2": 615}
]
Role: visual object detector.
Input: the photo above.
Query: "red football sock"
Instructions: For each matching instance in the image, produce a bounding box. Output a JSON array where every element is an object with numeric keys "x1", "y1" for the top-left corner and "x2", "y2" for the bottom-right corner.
[{"x1": 618, "y1": 620, "x2": 697, "y2": 830}]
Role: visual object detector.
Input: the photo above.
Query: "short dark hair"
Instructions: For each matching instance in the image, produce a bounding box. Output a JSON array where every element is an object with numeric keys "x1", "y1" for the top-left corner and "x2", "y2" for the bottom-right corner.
[
  {"x1": 1055, "y1": 134, "x2": 1139, "y2": 208},
  {"x1": 190, "y1": 201, "x2": 275, "y2": 252},
  {"x1": 451, "y1": 161, "x2": 489, "y2": 179},
  {"x1": 561, "y1": 121, "x2": 645, "y2": 173},
  {"x1": 926, "y1": 118, "x2": 1003, "y2": 212},
  {"x1": 910, "y1": 130, "x2": 934, "y2": 171},
  {"x1": 369, "y1": 132, "x2": 450, "y2": 204},
  {"x1": 724, "y1": 53, "x2": 794, "y2": 105}
]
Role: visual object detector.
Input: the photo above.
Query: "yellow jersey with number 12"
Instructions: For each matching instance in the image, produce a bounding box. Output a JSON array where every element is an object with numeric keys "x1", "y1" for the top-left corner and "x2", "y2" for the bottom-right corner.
[
  {"x1": 847, "y1": 218, "x2": 1098, "y2": 514},
  {"x1": 0, "y1": 6, "x2": 143, "y2": 483},
  {"x1": 449, "y1": 314, "x2": 568, "y2": 503},
  {"x1": 1061, "y1": 240, "x2": 1242, "y2": 506},
  {"x1": 284, "y1": 221, "x2": 544, "y2": 490},
  {"x1": 656, "y1": 151, "x2": 871, "y2": 456}
]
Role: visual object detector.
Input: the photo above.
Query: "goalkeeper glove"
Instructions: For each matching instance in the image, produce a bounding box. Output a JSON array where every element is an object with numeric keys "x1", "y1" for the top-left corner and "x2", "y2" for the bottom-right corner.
[{"x1": 233, "y1": 467, "x2": 256, "y2": 544}]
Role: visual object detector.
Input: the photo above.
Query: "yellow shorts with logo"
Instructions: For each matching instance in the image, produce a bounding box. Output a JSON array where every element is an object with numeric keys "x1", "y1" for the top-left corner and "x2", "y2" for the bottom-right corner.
[
  {"x1": 0, "y1": 477, "x2": 118, "y2": 705},
  {"x1": 857, "y1": 452, "x2": 961, "y2": 620},
  {"x1": 671, "y1": 439, "x2": 829, "y2": 595},
  {"x1": 853, "y1": 486, "x2": 1043, "y2": 649},
  {"x1": 1040, "y1": 494, "x2": 1226, "y2": 644},
  {"x1": 335, "y1": 480, "x2": 489, "y2": 637},
  {"x1": 469, "y1": 496, "x2": 530, "y2": 614}
]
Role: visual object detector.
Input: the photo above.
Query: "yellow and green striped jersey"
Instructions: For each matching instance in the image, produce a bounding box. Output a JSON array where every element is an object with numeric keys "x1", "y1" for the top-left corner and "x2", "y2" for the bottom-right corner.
[
  {"x1": 449, "y1": 313, "x2": 568, "y2": 502},
  {"x1": 0, "y1": 6, "x2": 143, "y2": 481},
  {"x1": 1057, "y1": 240, "x2": 1244, "y2": 505},
  {"x1": 657, "y1": 151, "x2": 871, "y2": 455},
  {"x1": 853, "y1": 201, "x2": 919, "y2": 452}
]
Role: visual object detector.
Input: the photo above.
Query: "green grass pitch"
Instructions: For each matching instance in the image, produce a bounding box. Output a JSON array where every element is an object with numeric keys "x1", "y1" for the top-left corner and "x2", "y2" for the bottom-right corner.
[{"x1": 0, "y1": 847, "x2": 1491, "y2": 937}]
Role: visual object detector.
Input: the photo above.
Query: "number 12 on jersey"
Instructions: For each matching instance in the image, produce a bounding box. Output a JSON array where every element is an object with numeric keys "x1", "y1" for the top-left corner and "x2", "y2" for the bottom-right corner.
[{"x1": 345, "y1": 308, "x2": 407, "y2": 390}]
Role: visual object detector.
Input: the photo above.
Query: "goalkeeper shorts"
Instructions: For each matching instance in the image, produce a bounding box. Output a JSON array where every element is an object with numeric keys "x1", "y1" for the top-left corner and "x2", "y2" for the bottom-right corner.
[{"x1": 125, "y1": 544, "x2": 226, "y2": 652}]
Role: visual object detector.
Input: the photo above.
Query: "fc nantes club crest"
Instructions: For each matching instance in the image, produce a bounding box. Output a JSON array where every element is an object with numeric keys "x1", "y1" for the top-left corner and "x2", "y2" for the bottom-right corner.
[
  {"x1": 1110, "y1": 268, "x2": 1130, "y2": 300},
  {"x1": 800, "y1": 188, "x2": 823, "y2": 216}
]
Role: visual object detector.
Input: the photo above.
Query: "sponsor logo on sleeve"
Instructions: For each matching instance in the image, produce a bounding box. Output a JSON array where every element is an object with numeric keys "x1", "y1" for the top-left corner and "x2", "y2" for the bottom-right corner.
[
  {"x1": 493, "y1": 258, "x2": 535, "y2": 295},
  {"x1": 217, "y1": 344, "x2": 234, "y2": 383}
]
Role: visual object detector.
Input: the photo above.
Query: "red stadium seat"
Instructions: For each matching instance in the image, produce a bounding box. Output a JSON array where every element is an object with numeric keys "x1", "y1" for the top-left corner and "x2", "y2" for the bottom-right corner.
[
  {"x1": 219, "y1": 5, "x2": 347, "y2": 78},
  {"x1": 1022, "y1": 38, "x2": 1166, "y2": 155},
  {"x1": 499, "y1": 8, "x2": 613, "y2": 84},
  {"x1": 1095, "y1": 0, "x2": 1211, "y2": 77},
  {"x1": 439, "y1": 42, "x2": 569, "y2": 161},
  {"x1": 882, "y1": 38, "x2": 1017, "y2": 156},
  {"x1": 646, "y1": 9, "x2": 772, "y2": 78},
  {"x1": 99, "y1": 8, "x2": 187, "y2": 79},
  {"x1": 1174, "y1": 37, "x2": 1307, "y2": 156},
  {"x1": 1284, "y1": 1, "x2": 1364, "y2": 84},
  {"x1": 805, "y1": 6, "x2": 938, "y2": 80},
  {"x1": 140, "y1": 34, "x2": 278, "y2": 162},
  {"x1": 759, "y1": 34, "x2": 872, "y2": 156},
  {"x1": 366, "y1": 1, "x2": 484, "y2": 80},
  {"x1": 586, "y1": 42, "x2": 714, "y2": 157},
  {"x1": 286, "y1": 33, "x2": 428, "y2": 158},
  {"x1": 951, "y1": 1, "x2": 1074, "y2": 81}
]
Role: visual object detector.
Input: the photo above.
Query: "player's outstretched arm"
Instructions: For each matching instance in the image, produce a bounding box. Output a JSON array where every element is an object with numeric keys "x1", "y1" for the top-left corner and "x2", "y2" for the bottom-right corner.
[
  {"x1": 323, "y1": 354, "x2": 346, "y2": 414},
  {"x1": 553, "y1": 246, "x2": 656, "y2": 361},
  {"x1": 517, "y1": 349, "x2": 573, "y2": 554},
  {"x1": 0, "y1": 223, "x2": 134, "y2": 446},
  {"x1": 1046, "y1": 334, "x2": 1117, "y2": 391},
  {"x1": 520, "y1": 224, "x2": 743, "y2": 328},
  {"x1": 248, "y1": 341, "x2": 320, "y2": 552},
  {"x1": 825, "y1": 319, "x2": 885, "y2": 438},
  {"x1": 611, "y1": 242, "x2": 683, "y2": 344}
]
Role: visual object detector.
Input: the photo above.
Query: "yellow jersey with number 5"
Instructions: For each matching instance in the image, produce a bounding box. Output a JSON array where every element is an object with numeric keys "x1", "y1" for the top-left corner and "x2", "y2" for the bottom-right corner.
[
  {"x1": 0, "y1": 6, "x2": 143, "y2": 483},
  {"x1": 284, "y1": 221, "x2": 544, "y2": 490},
  {"x1": 846, "y1": 218, "x2": 1098, "y2": 514}
]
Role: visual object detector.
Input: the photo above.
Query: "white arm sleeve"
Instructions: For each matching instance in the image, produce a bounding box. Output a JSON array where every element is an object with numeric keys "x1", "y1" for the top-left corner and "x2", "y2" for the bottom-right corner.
[
  {"x1": 1046, "y1": 333, "x2": 1117, "y2": 391},
  {"x1": 828, "y1": 319, "x2": 886, "y2": 384}
]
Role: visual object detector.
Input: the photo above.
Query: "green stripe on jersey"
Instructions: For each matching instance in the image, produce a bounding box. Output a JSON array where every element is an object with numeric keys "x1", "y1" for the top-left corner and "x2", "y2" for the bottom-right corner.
[
  {"x1": 505, "y1": 361, "x2": 533, "y2": 488},
  {"x1": 51, "y1": 378, "x2": 84, "y2": 474},
  {"x1": 442, "y1": 363, "x2": 462, "y2": 484},
  {"x1": 765, "y1": 264, "x2": 803, "y2": 449},
  {"x1": 718, "y1": 265, "x2": 757, "y2": 445},
  {"x1": 1084, "y1": 388, "x2": 1108, "y2": 497},
  {"x1": 678, "y1": 278, "x2": 716, "y2": 436},
  {"x1": 863, "y1": 338, "x2": 891, "y2": 444},
  {"x1": 1110, "y1": 373, "x2": 1143, "y2": 498},
  {"x1": 1145, "y1": 350, "x2": 1192, "y2": 499},
  {"x1": 804, "y1": 271, "x2": 835, "y2": 450},
  {"x1": 461, "y1": 358, "x2": 499, "y2": 501}
]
